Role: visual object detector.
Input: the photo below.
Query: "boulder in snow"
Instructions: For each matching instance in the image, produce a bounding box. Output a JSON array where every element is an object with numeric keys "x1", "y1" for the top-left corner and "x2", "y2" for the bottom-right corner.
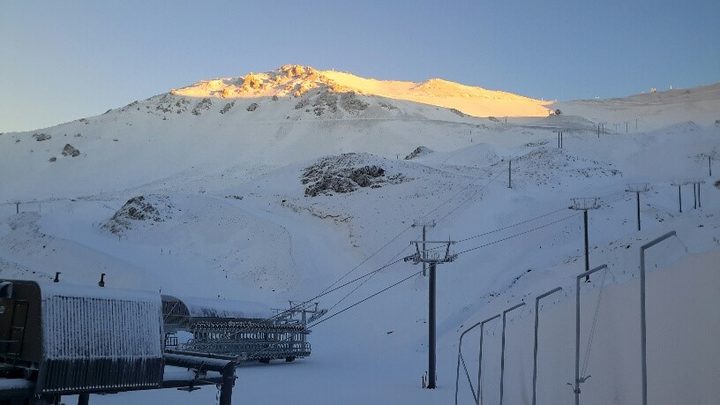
[
  {"x1": 404, "y1": 146, "x2": 433, "y2": 160},
  {"x1": 103, "y1": 195, "x2": 175, "y2": 234},
  {"x1": 302, "y1": 153, "x2": 405, "y2": 197},
  {"x1": 33, "y1": 133, "x2": 51, "y2": 141},
  {"x1": 61, "y1": 144, "x2": 80, "y2": 157}
]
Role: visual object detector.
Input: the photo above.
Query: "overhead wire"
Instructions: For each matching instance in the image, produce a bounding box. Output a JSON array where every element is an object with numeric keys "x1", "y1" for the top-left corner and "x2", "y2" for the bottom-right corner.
[
  {"x1": 455, "y1": 211, "x2": 581, "y2": 256},
  {"x1": 312, "y1": 211, "x2": 584, "y2": 329},
  {"x1": 269, "y1": 255, "x2": 408, "y2": 320},
  {"x1": 271, "y1": 225, "x2": 413, "y2": 320},
  {"x1": 249, "y1": 208, "x2": 585, "y2": 353},
  {"x1": 324, "y1": 244, "x2": 412, "y2": 313},
  {"x1": 309, "y1": 269, "x2": 424, "y2": 329},
  {"x1": 318, "y1": 225, "x2": 413, "y2": 294}
]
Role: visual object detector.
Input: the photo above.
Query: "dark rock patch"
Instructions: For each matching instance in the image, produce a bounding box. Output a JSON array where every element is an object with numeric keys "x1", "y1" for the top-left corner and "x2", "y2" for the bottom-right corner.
[
  {"x1": 102, "y1": 195, "x2": 174, "y2": 234},
  {"x1": 191, "y1": 98, "x2": 212, "y2": 115},
  {"x1": 340, "y1": 92, "x2": 368, "y2": 114},
  {"x1": 302, "y1": 153, "x2": 405, "y2": 197},
  {"x1": 220, "y1": 101, "x2": 235, "y2": 114},
  {"x1": 61, "y1": 144, "x2": 80, "y2": 157},
  {"x1": 404, "y1": 146, "x2": 433, "y2": 160}
]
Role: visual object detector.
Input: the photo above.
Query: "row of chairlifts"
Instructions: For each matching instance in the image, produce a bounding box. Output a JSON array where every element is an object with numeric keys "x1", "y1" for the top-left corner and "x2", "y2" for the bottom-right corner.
[
  {"x1": 0, "y1": 276, "x2": 321, "y2": 404},
  {"x1": 161, "y1": 296, "x2": 323, "y2": 364}
]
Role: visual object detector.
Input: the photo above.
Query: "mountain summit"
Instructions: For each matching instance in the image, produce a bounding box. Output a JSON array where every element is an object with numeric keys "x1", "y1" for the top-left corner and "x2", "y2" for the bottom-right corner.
[{"x1": 171, "y1": 64, "x2": 551, "y2": 117}]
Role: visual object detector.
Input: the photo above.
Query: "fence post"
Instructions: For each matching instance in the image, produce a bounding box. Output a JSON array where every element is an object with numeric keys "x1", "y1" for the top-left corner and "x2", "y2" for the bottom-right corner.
[
  {"x1": 454, "y1": 313, "x2": 500, "y2": 405},
  {"x1": 574, "y1": 264, "x2": 608, "y2": 405},
  {"x1": 499, "y1": 302, "x2": 525, "y2": 405},
  {"x1": 639, "y1": 231, "x2": 677, "y2": 405},
  {"x1": 532, "y1": 287, "x2": 563, "y2": 405}
]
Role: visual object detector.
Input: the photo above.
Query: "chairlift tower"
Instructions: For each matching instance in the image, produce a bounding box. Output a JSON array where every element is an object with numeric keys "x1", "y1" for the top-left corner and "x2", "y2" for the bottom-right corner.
[
  {"x1": 569, "y1": 197, "x2": 600, "y2": 281},
  {"x1": 690, "y1": 179, "x2": 705, "y2": 209},
  {"x1": 278, "y1": 301, "x2": 327, "y2": 325},
  {"x1": 671, "y1": 180, "x2": 692, "y2": 213},
  {"x1": 412, "y1": 219, "x2": 437, "y2": 277},
  {"x1": 626, "y1": 183, "x2": 650, "y2": 231},
  {"x1": 405, "y1": 239, "x2": 457, "y2": 389}
]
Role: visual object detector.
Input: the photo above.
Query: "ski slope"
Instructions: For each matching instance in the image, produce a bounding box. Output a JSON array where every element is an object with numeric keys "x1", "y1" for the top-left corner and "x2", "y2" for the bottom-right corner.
[{"x1": 1, "y1": 73, "x2": 719, "y2": 404}]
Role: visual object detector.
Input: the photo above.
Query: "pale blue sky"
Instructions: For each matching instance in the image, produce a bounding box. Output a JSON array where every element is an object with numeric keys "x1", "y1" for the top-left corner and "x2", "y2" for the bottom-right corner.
[{"x1": 1, "y1": 0, "x2": 718, "y2": 132}]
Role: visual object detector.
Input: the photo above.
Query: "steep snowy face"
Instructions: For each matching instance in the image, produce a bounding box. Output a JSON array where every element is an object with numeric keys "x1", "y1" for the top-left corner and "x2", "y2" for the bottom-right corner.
[{"x1": 171, "y1": 64, "x2": 551, "y2": 117}]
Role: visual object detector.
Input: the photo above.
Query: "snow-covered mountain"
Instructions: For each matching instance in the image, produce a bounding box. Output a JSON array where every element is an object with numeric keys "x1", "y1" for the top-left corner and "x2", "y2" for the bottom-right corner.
[
  {"x1": 1, "y1": 68, "x2": 719, "y2": 404},
  {"x1": 172, "y1": 64, "x2": 551, "y2": 117},
  {"x1": 0, "y1": 65, "x2": 554, "y2": 202}
]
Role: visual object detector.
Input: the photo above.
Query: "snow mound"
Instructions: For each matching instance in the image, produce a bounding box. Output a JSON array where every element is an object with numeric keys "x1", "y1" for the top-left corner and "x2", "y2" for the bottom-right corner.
[
  {"x1": 511, "y1": 147, "x2": 622, "y2": 185},
  {"x1": 431, "y1": 142, "x2": 499, "y2": 167},
  {"x1": 404, "y1": 146, "x2": 434, "y2": 160},
  {"x1": 103, "y1": 195, "x2": 176, "y2": 234},
  {"x1": 302, "y1": 153, "x2": 407, "y2": 197}
]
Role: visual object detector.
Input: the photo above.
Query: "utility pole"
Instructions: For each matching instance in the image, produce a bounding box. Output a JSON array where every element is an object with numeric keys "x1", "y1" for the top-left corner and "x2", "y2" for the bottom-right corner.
[
  {"x1": 671, "y1": 181, "x2": 687, "y2": 213},
  {"x1": 508, "y1": 160, "x2": 512, "y2": 189},
  {"x1": 569, "y1": 198, "x2": 600, "y2": 281},
  {"x1": 691, "y1": 179, "x2": 705, "y2": 208},
  {"x1": 678, "y1": 184, "x2": 682, "y2": 212},
  {"x1": 709, "y1": 156, "x2": 713, "y2": 177},
  {"x1": 698, "y1": 180, "x2": 703, "y2": 208},
  {"x1": 413, "y1": 219, "x2": 436, "y2": 277},
  {"x1": 626, "y1": 183, "x2": 650, "y2": 231},
  {"x1": 405, "y1": 239, "x2": 457, "y2": 389},
  {"x1": 15, "y1": 202, "x2": 19, "y2": 214},
  {"x1": 424, "y1": 227, "x2": 427, "y2": 276}
]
